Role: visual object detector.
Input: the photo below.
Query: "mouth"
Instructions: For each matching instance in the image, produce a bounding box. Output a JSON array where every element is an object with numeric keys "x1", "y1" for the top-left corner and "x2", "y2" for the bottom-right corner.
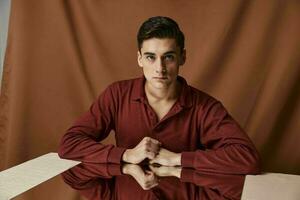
[{"x1": 153, "y1": 77, "x2": 168, "y2": 80}]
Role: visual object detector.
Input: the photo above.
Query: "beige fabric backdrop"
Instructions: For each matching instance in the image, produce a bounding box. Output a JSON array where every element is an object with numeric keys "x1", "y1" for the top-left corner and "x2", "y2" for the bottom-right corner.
[{"x1": 0, "y1": 0, "x2": 299, "y2": 199}]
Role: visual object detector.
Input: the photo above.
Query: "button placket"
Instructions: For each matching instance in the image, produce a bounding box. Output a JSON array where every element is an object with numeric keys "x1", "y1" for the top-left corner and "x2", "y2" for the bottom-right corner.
[
  {"x1": 160, "y1": 105, "x2": 183, "y2": 124},
  {"x1": 154, "y1": 124, "x2": 163, "y2": 132},
  {"x1": 150, "y1": 105, "x2": 183, "y2": 133},
  {"x1": 147, "y1": 106, "x2": 158, "y2": 126}
]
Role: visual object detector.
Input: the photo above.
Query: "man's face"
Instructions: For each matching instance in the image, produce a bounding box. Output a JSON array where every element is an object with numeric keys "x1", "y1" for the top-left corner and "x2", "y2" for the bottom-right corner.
[{"x1": 138, "y1": 38, "x2": 186, "y2": 90}]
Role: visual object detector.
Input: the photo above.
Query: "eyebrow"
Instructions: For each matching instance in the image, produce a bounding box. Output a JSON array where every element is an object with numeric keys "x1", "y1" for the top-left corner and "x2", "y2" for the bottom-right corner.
[
  {"x1": 143, "y1": 51, "x2": 177, "y2": 56},
  {"x1": 143, "y1": 52, "x2": 155, "y2": 56},
  {"x1": 163, "y1": 51, "x2": 177, "y2": 55}
]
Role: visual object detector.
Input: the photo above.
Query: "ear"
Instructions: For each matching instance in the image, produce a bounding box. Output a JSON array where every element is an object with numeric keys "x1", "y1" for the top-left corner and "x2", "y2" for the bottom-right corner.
[
  {"x1": 180, "y1": 49, "x2": 186, "y2": 66},
  {"x1": 137, "y1": 51, "x2": 143, "y2": 67}
]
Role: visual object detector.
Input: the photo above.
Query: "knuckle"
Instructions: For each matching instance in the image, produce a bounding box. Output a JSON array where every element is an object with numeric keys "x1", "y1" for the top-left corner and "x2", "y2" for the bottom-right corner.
[
  {"x1": 144, "y1": 146, "x2": 149, "y2": 152},
  {"x1": 142, "y1": 183, "x2": 148, "y2": 189},
  {"x1": 147, "y1": 152, "x2": 153, "y2": 158}
]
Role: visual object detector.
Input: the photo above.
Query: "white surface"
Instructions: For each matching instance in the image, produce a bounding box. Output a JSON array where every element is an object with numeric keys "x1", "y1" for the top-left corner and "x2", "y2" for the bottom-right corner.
[
  {"x1": 241, "y1": 173, "x2": 300, "y2": 200},
  {"x1": 0, "y1": 0, "x2": 11, "y2": 84},
  {"x1": 0, "y1": 153, "x2": 80, "y2": 200}
]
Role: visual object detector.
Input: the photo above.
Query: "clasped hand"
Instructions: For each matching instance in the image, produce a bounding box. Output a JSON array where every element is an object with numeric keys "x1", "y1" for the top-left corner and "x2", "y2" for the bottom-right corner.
[
  {"x1": 121, "y1": 137, "x2": 182, "y2": 190},
  {"x1": 122, "y1": 164, "x2": 182, "y2": 190},
  {"x1": 122, "y1": 137, "x2": 181, "y2": 166}
]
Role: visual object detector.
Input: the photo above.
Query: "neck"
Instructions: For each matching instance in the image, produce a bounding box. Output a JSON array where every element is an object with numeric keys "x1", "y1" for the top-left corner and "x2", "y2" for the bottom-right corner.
[{"x1": 145, "y1": 80, "x2": 181, "y2": 103}]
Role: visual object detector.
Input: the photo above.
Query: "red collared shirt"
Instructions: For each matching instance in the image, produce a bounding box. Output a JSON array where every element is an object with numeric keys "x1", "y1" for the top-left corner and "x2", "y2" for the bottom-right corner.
[
  {"x1": 58, "y1": 76, "x2": 260, "y2": 174},
  {"x1": 62, "y1": 163, "x2": 245, "y2": 200}
]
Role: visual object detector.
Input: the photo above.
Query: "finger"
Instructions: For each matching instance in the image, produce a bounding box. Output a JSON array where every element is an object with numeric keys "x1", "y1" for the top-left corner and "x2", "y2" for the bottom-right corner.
[
  {"x1": 144, "y1": 172, "x2": 158, "y2": 185},
  {"x1": 150, "y1": 139, "x2": 162, "y2": 146},
  {"x1": 145, "y1": 146, "x2": 160, "y2": 156},
  {"x1": 143, "y1": 182, "x2": 159, "y2": 190},
  {"x1": 149, "y1": 153, "x2": 161, "y2": 162},
  {"x1": 149, "y1": 158, "x2": 157, "y2": 165},
  {"x1": 150, "y1": 143, "x2": 161, "y2": 153},
  {"x1": 146, "y1": 147, "x2": 162, "y2": 159},
  {"x1": 150, "y1": 159, "x2": 164, "y2": 167},
  {"x1": 149, "y1": 159, "x2": 154, "y2": 164},
  {"x1": 145, "y1": 172, "x2": 158, "y2": 185},
  {"x1": 150, "y1": 183, "x2": 159, "y2": 188},
  {"x1": 143, "y1": 137, "x2": 161, "y2": 146},
  {"x1": 149, "y1": 141, "x2": 162, "y2": 150},
  {"x1": 146, "y1": 180, "x2": 159, "y2": 187},
  {"x1": 149, "y1": 164, "x2": 159, "y2": 171},
  {"x1": 148, "y1": 137, "x2": 161, "y2": 145},
  {"x1": 146, "y1": 151, "x2": 156, "y2": 159},
  {"x1": 149, "y1": 165, "x2": 159, "y2": 174},
  {"x1": 145, "y1": 170, "x2": 154, "y2": 177},
  {"x1": 144, "y1": 169, "x2": 153, "y2": 175}
]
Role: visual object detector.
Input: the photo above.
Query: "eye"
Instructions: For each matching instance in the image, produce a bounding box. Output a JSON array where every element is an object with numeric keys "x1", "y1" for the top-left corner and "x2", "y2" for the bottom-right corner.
[
  {"x1": 164, "y1": 54, "x2": 175, "y2": 61},
  {"x1": 146, "y1": 55, "x2": 155, "y2": 61}
]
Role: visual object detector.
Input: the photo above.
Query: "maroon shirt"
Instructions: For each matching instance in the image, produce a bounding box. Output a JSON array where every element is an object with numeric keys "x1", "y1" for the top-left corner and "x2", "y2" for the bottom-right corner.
[
  {"x1": 58, "y1": 76, "x2": 260, "y2": 174},
  {"x1": 62, "y1": 163, "x2": 245, "y2": 200}
]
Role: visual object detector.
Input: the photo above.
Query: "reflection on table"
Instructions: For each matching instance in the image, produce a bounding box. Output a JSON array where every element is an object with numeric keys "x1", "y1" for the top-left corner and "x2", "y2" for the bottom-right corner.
[{"x1": 62, "y1": 162, "x2": 245, "y2": 200}]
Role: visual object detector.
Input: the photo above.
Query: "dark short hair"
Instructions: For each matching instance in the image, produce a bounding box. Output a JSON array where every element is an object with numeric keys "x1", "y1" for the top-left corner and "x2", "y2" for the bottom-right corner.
[{"x1": 137, "y1": 16, "x2": 185, "y2": 53}]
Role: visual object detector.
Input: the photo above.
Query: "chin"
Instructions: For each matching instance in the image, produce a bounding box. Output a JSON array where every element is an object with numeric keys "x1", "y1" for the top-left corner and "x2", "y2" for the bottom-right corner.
[{"x1": 151, "y1": 82, "x2": 169, "y2": 89}]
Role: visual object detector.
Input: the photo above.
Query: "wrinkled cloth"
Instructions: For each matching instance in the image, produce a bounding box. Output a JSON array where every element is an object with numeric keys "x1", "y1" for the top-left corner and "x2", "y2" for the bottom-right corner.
[{"x1": 58, "y1": 76, "x2": 260, "y2": 174}]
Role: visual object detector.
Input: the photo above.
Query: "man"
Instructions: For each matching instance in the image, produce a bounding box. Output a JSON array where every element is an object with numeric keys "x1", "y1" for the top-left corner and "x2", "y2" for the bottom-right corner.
[{"x1": 58, "y1": 16, "x2": 260, "y2": 175}]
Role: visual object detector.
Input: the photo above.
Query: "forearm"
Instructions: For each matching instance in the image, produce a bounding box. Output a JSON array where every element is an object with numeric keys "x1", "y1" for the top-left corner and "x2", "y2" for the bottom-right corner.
[
  {"x1": 197, "y1": 100, "x2": 261, "y2": 174},
  {"x1": 58, "y1": 84, "x2": 123, "y2": 163},
  {"x1": 62, "y1": 168, "x2": 113, "y2": 200},
  {"x1": 58, "y1": 131, "x2": 126, "y2": 164},
  {"x1": 181, "y1": 144, "x2": 260, "y2": 174}
]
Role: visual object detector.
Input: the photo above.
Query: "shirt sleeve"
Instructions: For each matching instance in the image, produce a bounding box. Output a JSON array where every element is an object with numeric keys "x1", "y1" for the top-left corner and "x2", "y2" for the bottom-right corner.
[
  {"x1": 180, "y1": 168, "x2": 245, "y2": 199},
  {"x1": 58, "y1": 84, "x2": 126, "y2": 164},
  {"x1": 61, "y1": 163, "x2": 122, "y2": 200},
  {"x1": 181, "y1": 99, "x2": 260, "y2": 175}
]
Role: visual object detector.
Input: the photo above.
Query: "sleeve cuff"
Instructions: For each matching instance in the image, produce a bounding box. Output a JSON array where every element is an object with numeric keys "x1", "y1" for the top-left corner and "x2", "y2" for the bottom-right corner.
[
  {"x1": 107, "y1": 147, "x2": 127, "y2": 164},
  {"x1": 107, "y1": 164, "x2": 123, "y2": 176},
  {"x1": 180, "y1": 168, "x2": 195, "y2": 183},
  {"x1": 181, "y1": 151, "x2": 196, "y2": 168}
]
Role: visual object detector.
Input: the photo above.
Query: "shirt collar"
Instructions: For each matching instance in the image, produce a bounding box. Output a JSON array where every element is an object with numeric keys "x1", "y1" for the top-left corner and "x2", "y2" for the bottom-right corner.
[
  {"x1": 131, "y1": 75, "x2": 193, "y2": 108},
  {"x1": 131, "y1": 76, "x2": 147, "y2": 103}
]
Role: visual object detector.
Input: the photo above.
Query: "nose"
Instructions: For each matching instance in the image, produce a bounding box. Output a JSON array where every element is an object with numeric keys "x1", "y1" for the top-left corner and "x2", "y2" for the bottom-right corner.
[{"x1": 155, "y1": 58, "x2": 167, "y2": 74}]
